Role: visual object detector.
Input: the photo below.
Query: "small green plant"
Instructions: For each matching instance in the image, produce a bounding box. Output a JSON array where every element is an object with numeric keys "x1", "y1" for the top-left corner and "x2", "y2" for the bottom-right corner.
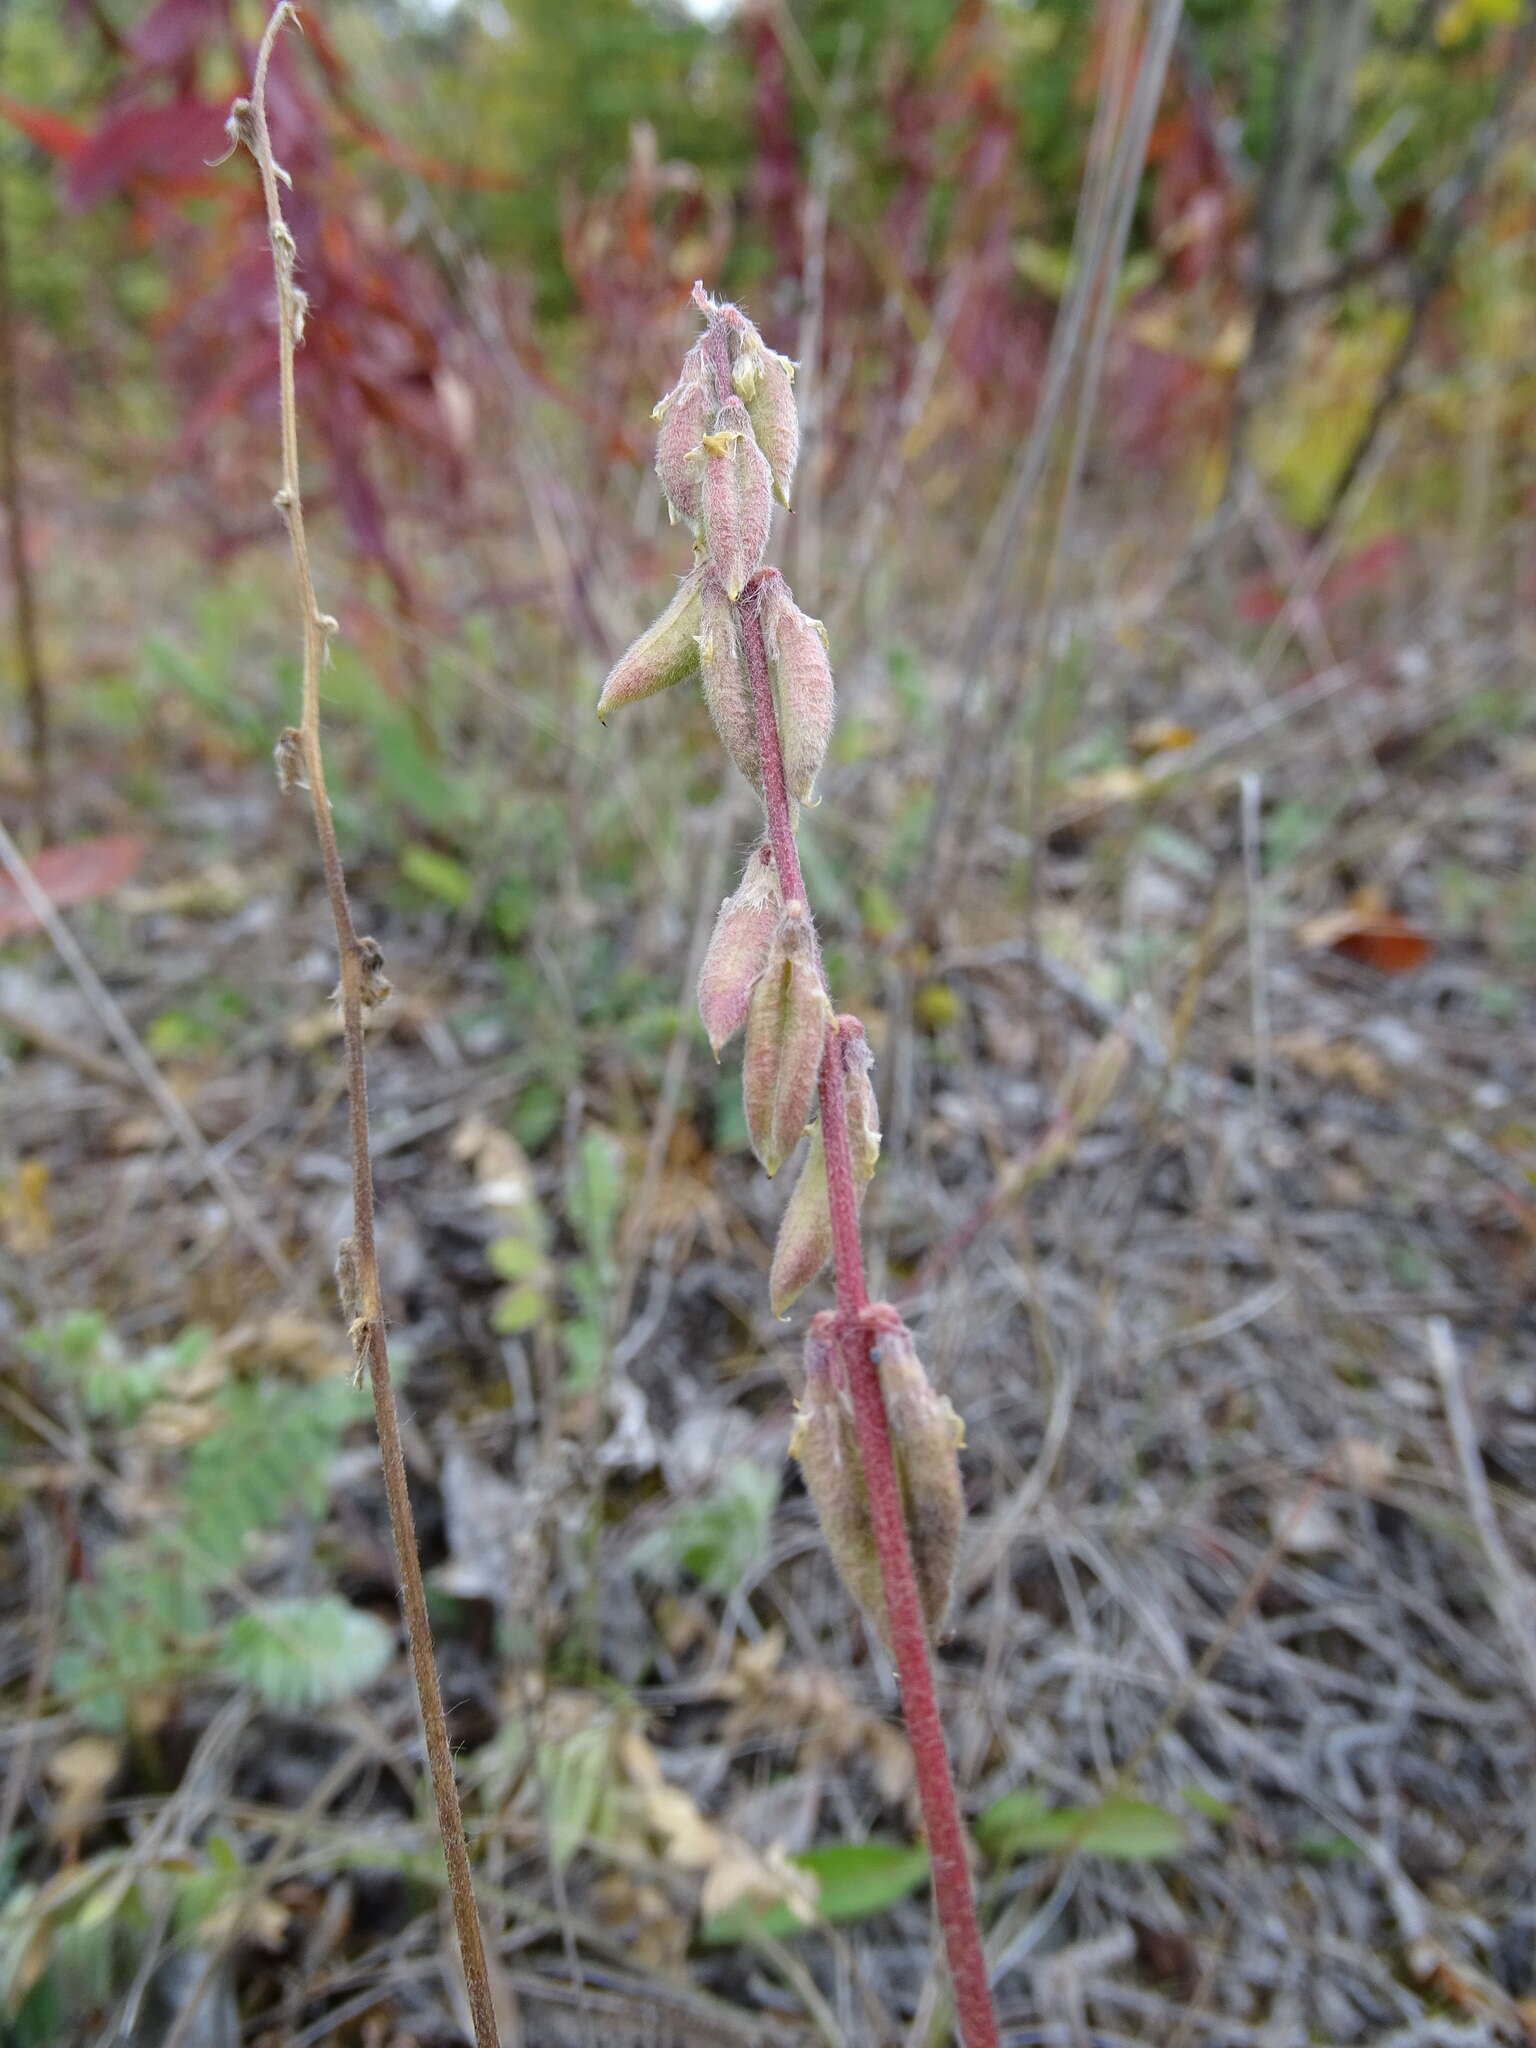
[
  {"x1": 560, "y1": 1126, "x2": 625, "y2": 1390},
  {"x1": 632, "y1": 1458, "x2": 778, "y2": 1596},
  {"x1": 26, "y1": 1315, "x2": 387, "y2": 1731},
  {"x1": 0, "y1": 1833, "x2": 279, "y2": 2048},
  {"x1": 594, "y1": 285, "x2": 999, "y2": 2047}
]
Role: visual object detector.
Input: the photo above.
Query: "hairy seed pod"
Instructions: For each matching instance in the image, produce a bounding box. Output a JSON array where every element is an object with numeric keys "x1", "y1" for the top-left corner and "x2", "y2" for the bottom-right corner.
[
  {"x1": 794, "y1": 1307, "x2": 964, "y2": 1648},
  {"x1": 653, "y1": 356, "x2": 708, "y2": 530},
  {"x1": 699, "y1": 397, "x2": 773, "y2": 602},
  {"x1": 742, "y1": 906, "x2": 829, "y2": 1177},
  {"x1": 697, "y1": 576, "x2": 760, "y2": 792},
  {"x1": 769, "y1": 1020, "x2": 880, "y2": 1315},
  {"x1": 862, "y1": 1303, "x2": 964, "y2": 1640},
  {"x1": 761, "y1": 576, "x2": 834, "y2": 804},
  {"x1": 790, "y1": 1314, "x2": 882, "y2": 1625},
  {"x1": 696, "y1": 844, "x2": 780, "y2": 1057},
  {"x1": 769, "y1": 1124, "x2": 831, "y2": 1318},
  {"x1": 736, "y1": 337, "x2": 799, "y2": 508},
  {"x1": 597, "y1": 566, "x2": 704, "y2": 720}
]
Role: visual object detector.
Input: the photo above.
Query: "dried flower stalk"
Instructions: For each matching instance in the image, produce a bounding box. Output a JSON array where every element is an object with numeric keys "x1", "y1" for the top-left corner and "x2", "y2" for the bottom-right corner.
[{"x1": 233, "y1": 11, "x2": 499, "y2": 2044}]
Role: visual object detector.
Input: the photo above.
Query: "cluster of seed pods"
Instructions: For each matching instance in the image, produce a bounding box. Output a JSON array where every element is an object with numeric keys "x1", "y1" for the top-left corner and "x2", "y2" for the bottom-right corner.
[{"x1": 596, "y1": 285, "x2": 964, "y2": 1649}]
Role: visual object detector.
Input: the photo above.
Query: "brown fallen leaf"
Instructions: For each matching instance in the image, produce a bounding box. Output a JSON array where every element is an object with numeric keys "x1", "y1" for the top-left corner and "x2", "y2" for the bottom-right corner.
[
  {"x1": 715, "y1": 1630, "x2": 915, "y2": 1813},
  {"x1": 1408, "y1": 1935, "x2": 1526, "y2": 2038},
  {"x1": 1328, "y1": 1437, "x2": 1395, "y2": 1493},
  {"x1": 46, "y1": 1735, "x2": 121, "y2": 1858},
  {"x1": 1275, "y1": 1030, "x2": 1392, "y2": 1100},
  {"x1": 0, "y1": 833, "x2": 146, "y2": 939},
  {"x1": 590, "y1": 1871, "x2": 689, "y2": 1971},
  {"x1": 1295, "y1": 888, "x2": 1431, "y2": 973},
  {"x1": 698, "y1": 1839, "x2": 818, "y2": 1928},
  {"x1": 1056, "y1": 765, "x2": 1150, "y2": 812}
]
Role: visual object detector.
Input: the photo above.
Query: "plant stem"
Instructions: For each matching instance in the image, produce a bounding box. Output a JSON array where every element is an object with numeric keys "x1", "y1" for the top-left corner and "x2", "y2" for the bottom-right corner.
[
  {"x1": 243, "y1": 11, "x2": 499, "y2": 2045},
  {"x1": 738, "y1": 576, "x2": 999, "y2": 2048},
  {"x1": 0, "y1": 0, "x2": 51, "y2": 844}
]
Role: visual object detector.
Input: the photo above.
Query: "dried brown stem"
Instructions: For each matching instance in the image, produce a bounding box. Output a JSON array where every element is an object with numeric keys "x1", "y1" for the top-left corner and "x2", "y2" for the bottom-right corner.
[{"x1": 238, "y1": 10, "x2": 499, "y2": 2044}]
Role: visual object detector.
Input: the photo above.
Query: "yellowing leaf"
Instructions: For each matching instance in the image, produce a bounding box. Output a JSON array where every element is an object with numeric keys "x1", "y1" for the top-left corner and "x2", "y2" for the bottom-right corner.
[
  {"x1": 0, "y1": 1158, "x2": 52, "y2": 1255},
  {"x1": 1129, "y1": 719, "x2": 1197, "y2": 758},
  {"x1": 701, "y1": 1840, "x2": 924, "y2": 1945},
  {"x1": 1438, "y1": 0, "x2": 1519, "y2": 44}
]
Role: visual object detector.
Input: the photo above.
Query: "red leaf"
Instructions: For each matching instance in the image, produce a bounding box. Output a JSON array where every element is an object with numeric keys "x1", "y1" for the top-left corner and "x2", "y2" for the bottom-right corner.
[
  {"x1": 0, "y1": 95, "x2": 87, "y2": 160},
  {"x1": 130, "y1": 0, "x2": 230, "y2": 67},
  {"x1": 1317, "y1": 534, "x2": 1406, "y2": 605},
  {"x1": 0, "y1": 835, "x2": 147, "y2": 940},
  {"x1": 1240, "y1": 536, "x2": 1407, "y2": 623},
  {"x1": 67, "y1": 98, "x2": 229, "y2": 207}
]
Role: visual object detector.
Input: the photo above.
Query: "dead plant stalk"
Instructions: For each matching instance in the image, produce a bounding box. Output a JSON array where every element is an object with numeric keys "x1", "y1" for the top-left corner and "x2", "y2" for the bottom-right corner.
[{"x1": 234, "y1": 9, "x2": 499, "y2": 2044}]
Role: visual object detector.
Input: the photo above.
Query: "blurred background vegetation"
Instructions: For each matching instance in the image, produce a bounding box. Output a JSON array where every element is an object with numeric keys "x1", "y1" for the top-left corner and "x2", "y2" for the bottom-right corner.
[{"x1": 2, "y1": 2, "x2": 1535, "y2": 2044}]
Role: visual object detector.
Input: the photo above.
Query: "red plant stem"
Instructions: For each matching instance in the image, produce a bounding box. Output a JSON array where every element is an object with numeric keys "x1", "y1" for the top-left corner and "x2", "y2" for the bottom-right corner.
[{"x1": 738, "y1": 574, "x2": 1000, "y2": 2048}]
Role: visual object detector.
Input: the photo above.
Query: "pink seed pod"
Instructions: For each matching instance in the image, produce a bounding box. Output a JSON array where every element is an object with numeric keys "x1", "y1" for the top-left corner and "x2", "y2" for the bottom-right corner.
[
  {"x1": 596, "y1": 566, "x2": 705, "y2": 720},
  {"x1": 653, "y1": 368, "x2": 708, "y2": 531},
  {"x1": 769, "y1": 1020, "x2": 879, "y2": 1315},
  {"x1": 698, "y1": 576, "x2": 761, "y2": 794},
  {"x1": 699, "y1": 397, "x2": 773, "y2": 602},
  {"x1": 860, "y1": 1303, "x2": 964, "y2": 1640},
  {"x1": 696, "y1": 843, "x2": 780, "y2": 1058},
  {"x1": 742, "y1": 905, "x2": 829, "y2": 1177},
  {"x1": 789, "y1": 1313, "x2": 882, "y2": 1628},
  {"x1": 733, "y1": 335, "x2": 799, "y2": 508},
  {"x1": 761, "y1": 576, "x2": 834, "y2": 804}
]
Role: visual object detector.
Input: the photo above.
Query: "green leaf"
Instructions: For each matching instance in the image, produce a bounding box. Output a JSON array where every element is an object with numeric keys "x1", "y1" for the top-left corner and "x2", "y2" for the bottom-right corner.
[
  {"x1": 492, "y1": 1282, "x2": 547, "y2": 1334},
  {"x1": 510, "y1": 1079, "x2": 561, "y2": 1152},
  {"x1": 401, "y1": 844, "x2": 474, "y2": 910},
  {"x1": 977, "y1": 1791, "x2": 1185, "y2": 1865},
  {"x1": 632, "y1": 1461, "x2": 778, "y2": 1595},
  {"x1": 1297, "y1": 1830, "x2": 1363, "y2": 1863},
  {"x1": 25, "y1": 1314, "x2": 211, "y2": 1426},
  {"x1": 217, "y1": 1597, "x2": 393, "y2": 1709},
  {"x1": 559, "y1": 1315, "x2": 607, "y2": 1392},
  {"x1": 538, "y1": 1722, "x2": 611, "y2": 1872},
  {"x1": 487, "y1": 1234, "x2": 544, "y2": 1281},
  {"x1": 1182, "y1": 1786, "x2": 1234, "y2": 1822},
  {"x1": 568, "y1": 1127, "x2": 625, "y2": 1266},
  {"x1": 178, "y1": 1378, "x2": 365, "y2": 1575},
  {"x1": 702, "y1": 1840, "x2": 930, "y2": 1946}
]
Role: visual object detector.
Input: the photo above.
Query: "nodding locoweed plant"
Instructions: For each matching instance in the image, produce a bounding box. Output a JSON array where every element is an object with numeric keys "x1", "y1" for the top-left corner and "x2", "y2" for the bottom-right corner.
[{"x1": 598, "y1": 285, "x2": 1001, "y2": 2047}]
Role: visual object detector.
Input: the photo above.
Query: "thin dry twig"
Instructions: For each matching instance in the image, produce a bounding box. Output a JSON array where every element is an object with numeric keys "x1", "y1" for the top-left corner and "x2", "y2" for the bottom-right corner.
[
  {"x1": 920, "y1": 0, "x2": 1182, "y2": 912},
  {"x1": 0, "y1": 813, "x2": 294, "y2": 1286},
  {"x1": 1427, "y1": 1316, "x2": 1536, "y2": 1709},
  {"x1": 233, "y1": 10, "x2": 500, "y2": 2043}
]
